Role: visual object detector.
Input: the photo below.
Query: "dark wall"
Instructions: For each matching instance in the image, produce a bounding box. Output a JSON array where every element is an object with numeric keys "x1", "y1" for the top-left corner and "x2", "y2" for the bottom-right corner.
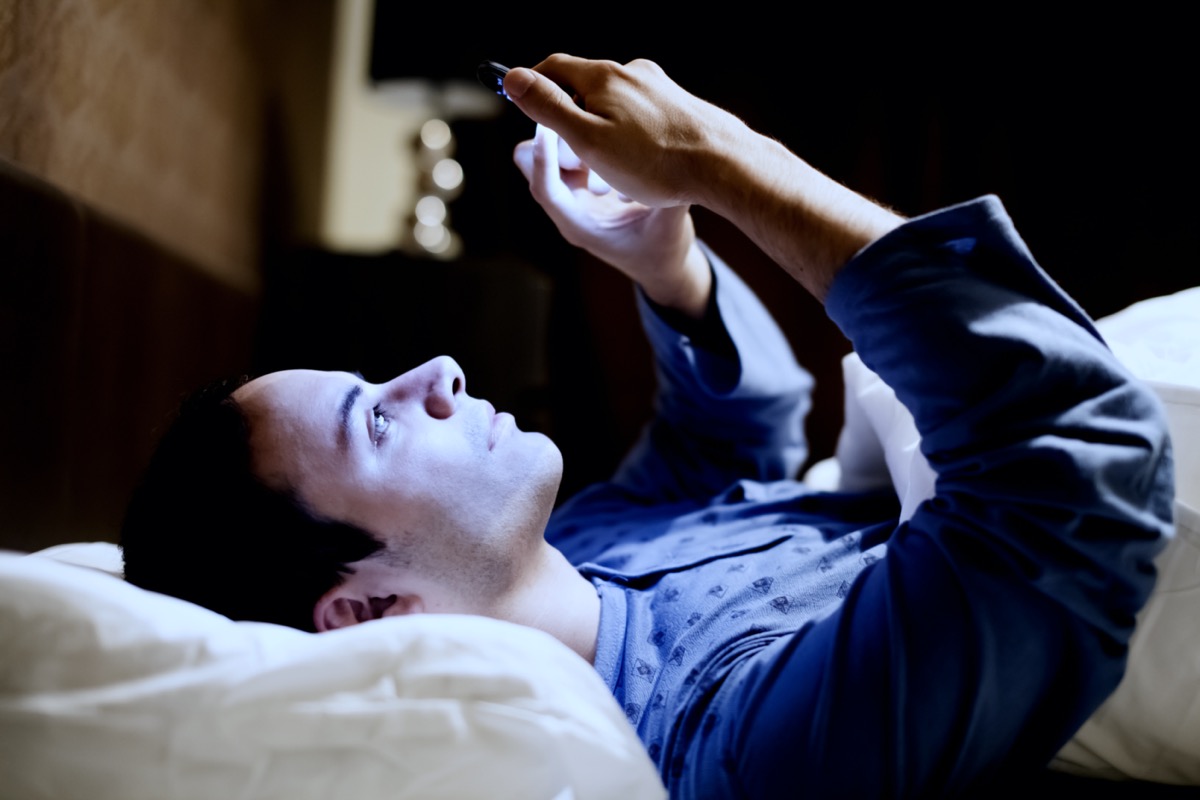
[
  {"x1": 0, "y1": 158, "x2": 259, "y2": 550},
  {"x1": 262, "y1": 10, "x2": 1195, "y2": 502}
]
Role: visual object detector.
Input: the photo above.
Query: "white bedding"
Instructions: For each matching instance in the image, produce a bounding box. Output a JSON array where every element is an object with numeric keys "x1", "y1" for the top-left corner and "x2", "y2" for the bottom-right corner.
[{"x1": 0, "y1": 550, "x2": 665, "y2": 799}]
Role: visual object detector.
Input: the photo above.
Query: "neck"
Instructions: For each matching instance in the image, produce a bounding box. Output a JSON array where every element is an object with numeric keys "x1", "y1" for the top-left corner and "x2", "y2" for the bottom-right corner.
[{"x1": 494, "y1": 542, "x2": 600, "y2": 664}]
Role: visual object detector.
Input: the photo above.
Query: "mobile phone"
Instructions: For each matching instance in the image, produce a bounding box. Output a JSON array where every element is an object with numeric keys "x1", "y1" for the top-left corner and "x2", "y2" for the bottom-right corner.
[
  {"x1": 477, "y1": 61, "x2": 510, "y2": 99},
  {"x1": 476, "y1": 61, "x2": 584, "y2": 108}
]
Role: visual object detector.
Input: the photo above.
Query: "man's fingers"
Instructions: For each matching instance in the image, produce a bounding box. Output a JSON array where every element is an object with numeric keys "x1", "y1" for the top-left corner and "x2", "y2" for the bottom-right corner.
[
  {"x1": 557, "y1": 137, "x2": 583, "y2": 171},
  {"x1": 505, "y1": 66, "x2": 589, "y2": 141},
  {"x1": 529, "y1": 125, "x2": 578, "y2": 210},
  {"x1": 517, "y1": 135, "x2": 584, "y2": 174},
  {"x1": 502, "y1": 66, "x2": 538, "y2": 101},
  {"x1": 587, "y1": 171, "x2": 612, "y2": 195},
  {"x1": 512, "y1": 139, "x2": 534, "y2": 181}
]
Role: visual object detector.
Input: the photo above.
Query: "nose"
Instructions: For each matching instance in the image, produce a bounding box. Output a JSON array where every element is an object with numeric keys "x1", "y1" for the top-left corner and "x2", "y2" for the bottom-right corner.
[
  {"x1": 383, "y1": 355, "x2": 465, "y2": 419},
  {"x1": 423, "y1": 355, "x2": 465, "y2": 418}
]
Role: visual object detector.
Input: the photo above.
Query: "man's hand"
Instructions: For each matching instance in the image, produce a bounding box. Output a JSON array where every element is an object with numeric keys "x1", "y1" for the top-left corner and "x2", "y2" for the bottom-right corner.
[
  {"x1": 506, "y1": 53, "x2": 905, "y2": 302},
  {"x1": 504, "y1": 55, "x2": 736, "y2": 211},
  {"x1": 513, "y1": 123, "x2": 710, "y2": 319}
]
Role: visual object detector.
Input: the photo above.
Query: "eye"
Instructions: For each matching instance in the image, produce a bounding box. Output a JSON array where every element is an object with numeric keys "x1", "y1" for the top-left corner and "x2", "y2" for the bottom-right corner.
[{"x1": 372, "y1": 405, "x2": 391, "y2": 443}]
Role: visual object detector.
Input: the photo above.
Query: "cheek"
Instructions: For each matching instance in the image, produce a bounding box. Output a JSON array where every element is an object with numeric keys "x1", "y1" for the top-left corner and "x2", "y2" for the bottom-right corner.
[
  {"x1": 361, "y1": 432, "x2": 555, "y2": 536},
  {"x1": 364, "y1": 444, "x2": 484, "y2": 527},
  {"x1": 304, "y1": 477, "x2": 395, "y2": 535}
]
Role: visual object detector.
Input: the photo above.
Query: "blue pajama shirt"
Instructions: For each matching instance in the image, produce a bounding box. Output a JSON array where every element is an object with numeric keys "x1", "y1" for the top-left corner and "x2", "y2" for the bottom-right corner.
[{"x1": 544, "y1": 197, "x2": 1174, "y2": 798}]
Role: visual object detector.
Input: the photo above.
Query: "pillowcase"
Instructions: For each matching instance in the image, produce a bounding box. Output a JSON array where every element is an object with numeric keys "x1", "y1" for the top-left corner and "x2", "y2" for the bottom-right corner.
[{"x1": 0, "y1": 549, "x2": 666, "y2": 800}]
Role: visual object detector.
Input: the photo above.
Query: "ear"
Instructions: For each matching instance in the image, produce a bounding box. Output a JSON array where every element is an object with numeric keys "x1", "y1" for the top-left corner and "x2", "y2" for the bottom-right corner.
[{"x1": 313, "y1": 573, "x2": 425, "y2": 632}]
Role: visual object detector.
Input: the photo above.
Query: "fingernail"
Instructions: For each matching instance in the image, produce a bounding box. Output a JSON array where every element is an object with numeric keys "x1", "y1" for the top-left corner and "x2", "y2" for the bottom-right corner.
[{"x1": 505, "y1": 68, "x2": 535, "y2": 101}]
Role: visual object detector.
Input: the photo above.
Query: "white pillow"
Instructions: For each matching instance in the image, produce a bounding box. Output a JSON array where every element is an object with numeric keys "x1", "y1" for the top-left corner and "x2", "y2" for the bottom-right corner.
[
  {"x1": 832, "y1": 350, "x2": 937, "y2": 523},
  {"x1": 1052, "y1": 286, "x2": 1200, "y2": 783},
  {"x1": 814, "y1": 285, "x2": 1200, "y2": 785},
  {"x1": 1051, "y1": 501, "x2": 1200, "y2": 783},
  {"x1": 1095, "y1": 285, "x2": 1200, "y2": 512},
  {"x1": 827, "y1": 286, "x2": 1200, "y2": 512},
  {"x1": 0, "y1": 550, "x2": 666, "y2": 800}
]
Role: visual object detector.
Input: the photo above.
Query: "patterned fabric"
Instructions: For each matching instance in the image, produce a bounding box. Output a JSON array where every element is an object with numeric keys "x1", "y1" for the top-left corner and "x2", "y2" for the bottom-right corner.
[{"x1": 545, "y1": 197, "x2": 1174, "y2": 798}]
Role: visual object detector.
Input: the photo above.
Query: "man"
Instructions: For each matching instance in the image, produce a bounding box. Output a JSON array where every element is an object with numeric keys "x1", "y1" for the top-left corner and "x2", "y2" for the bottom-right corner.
[{"x1": 121, "y1": 55, "x2": 1173, "y2": 797}]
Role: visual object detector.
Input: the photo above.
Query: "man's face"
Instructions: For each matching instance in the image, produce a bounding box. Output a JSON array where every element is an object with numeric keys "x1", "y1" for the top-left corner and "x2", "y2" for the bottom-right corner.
[{"x1": 232, "y1": 356, "x2": 563, "y2": 613}]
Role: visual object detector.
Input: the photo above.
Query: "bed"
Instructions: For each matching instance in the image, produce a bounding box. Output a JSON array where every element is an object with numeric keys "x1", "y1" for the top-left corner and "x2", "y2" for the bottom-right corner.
[
  {"x1": 3, "y1": 287, "x2": 1198, "y2": 799},
  {"x1": 2, "y1": 157, "x2": 1197, "y2": 799}
]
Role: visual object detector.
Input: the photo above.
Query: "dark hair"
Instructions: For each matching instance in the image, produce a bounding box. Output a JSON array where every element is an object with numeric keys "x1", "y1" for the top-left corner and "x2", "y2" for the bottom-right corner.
[{"x1": 120, "y1": 375, "x2": 385, "y2": 632}]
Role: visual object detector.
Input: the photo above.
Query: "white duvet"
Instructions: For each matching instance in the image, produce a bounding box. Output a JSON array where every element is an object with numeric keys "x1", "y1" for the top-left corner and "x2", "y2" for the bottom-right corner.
[{"x1": 0, "y1": 550, "x2": 666, "y2": 799}]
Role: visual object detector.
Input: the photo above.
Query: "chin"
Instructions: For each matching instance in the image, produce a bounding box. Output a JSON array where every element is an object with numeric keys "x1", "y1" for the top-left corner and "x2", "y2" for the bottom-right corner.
[
  {"x1": 532, "y1": 436, "x2": 564, "y2": 504},
  {"x1": 517, "y1": 429, "x2": 562, "y2": 474},
  {"x1": 515, "y1": 433, "x2": 564, "y2": 530}
]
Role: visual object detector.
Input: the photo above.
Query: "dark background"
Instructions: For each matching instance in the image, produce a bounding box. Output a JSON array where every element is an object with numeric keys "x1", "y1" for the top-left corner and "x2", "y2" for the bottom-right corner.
[{"x1": 258, "y1": 9, "x2": 1196, "y2": 503}]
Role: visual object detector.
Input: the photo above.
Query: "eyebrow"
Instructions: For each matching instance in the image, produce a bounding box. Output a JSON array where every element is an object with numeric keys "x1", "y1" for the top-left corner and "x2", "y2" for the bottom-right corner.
[{"x1": 337, "y1": 384, "x2": 363, "y2": 450}]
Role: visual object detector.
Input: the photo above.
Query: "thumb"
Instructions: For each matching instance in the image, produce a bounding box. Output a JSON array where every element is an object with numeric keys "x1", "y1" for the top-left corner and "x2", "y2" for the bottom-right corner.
[
  {"x1": 512, "y1": 139, "x2": 533, "y2": 181},
  {"x1": 505, "y1": 67, "x2": 587, "y2": 138}
]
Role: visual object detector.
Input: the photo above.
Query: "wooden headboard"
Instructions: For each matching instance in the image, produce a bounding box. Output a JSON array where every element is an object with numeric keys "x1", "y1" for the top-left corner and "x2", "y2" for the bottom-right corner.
[{"x1": 0, "y1": 157, "x2": 258, "y2": 552}]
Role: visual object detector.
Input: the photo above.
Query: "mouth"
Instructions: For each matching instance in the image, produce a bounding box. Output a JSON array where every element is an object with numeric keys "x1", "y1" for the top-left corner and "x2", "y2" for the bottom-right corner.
[
  {"x1": 486, "y1": 401, "x2": 509, "y2": 450},
  {"x1": 489, "y1": 412, "x2": 515, "y2": 450}
]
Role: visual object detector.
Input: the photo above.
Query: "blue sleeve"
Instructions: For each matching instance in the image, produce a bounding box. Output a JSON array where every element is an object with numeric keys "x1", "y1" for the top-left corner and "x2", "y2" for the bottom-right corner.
[
  {"x1": 701, "y1": 197, "x2": 1174, "y2": 798},
  {"x1": 596, "y1": 242, "x2": 813, "y2": 505}
]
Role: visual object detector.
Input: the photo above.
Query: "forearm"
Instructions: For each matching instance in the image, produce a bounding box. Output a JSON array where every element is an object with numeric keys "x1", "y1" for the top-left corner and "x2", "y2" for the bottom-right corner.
[
  {"x1": 689, "y1": 121, "x2": 905, "y2": 301},
  {"x1": 635, "y1": 239, "x2": 711, "y2": 320}
]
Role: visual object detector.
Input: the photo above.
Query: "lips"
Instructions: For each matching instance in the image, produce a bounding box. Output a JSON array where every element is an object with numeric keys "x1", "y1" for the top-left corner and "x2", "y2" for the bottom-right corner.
[
  {"x1": 485, "y1": 401, "x2": 502, "y2": 450},
  {"x1": 489, "y1": 412, "x2": 512, "y2": 450}
]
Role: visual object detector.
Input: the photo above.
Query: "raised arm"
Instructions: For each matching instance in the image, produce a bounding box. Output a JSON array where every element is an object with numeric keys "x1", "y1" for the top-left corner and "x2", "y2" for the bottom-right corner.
[{"x1": 706, "y1": 199, "x2": 1174, "y2": 797}]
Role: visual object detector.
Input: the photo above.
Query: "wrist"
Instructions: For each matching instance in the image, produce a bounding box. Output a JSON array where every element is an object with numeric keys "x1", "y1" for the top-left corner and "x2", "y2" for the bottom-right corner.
[
  {"x1": 638, "y1": 241, "x2": 711, "y2": 320},
  {"x1": 675, "y1": 103, "x2": 757, "y2": 211},
  {"x1": 703, "y1": 132, "x2": 904, "y2": 300}
]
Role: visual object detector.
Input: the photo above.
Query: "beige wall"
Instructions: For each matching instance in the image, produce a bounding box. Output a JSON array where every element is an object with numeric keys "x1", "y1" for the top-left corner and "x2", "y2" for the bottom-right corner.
[{"x1": 0, "y1": 0, "x2": 268, "y2": 291}]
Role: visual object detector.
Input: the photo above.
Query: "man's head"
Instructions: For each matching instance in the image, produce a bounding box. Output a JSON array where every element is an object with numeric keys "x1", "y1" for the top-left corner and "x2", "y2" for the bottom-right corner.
[{"x1": 121, "y1": 357, "x2": 563, "y2": 632}]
